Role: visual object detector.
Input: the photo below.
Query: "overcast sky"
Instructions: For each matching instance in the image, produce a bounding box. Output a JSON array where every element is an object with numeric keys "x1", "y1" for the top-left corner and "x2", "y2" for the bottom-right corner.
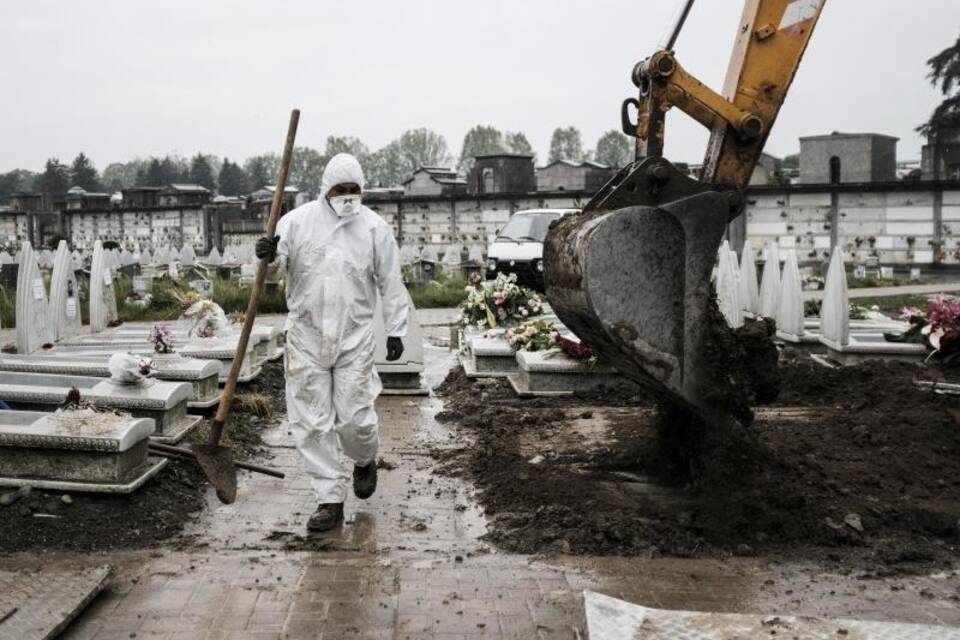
[{"x1": 1, "y1": 1, "x2": 956, "y2": 172}]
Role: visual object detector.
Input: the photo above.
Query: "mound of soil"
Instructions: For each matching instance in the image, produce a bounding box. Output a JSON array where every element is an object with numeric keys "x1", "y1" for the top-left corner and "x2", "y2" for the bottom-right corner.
[
  {"x1": 0, "y1": 461, "x2": 205, "y2": 552},
  {"x1": 434, "y1": 357, "x2": 960, "y2": 571},
  {"x1": 0, "y1": 360, "x2": 287, "y2": 553}
]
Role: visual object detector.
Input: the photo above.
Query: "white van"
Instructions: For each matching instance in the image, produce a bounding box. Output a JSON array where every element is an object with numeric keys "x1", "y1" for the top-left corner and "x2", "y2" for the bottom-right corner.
[{"x1": 485, "y1": 209, "x2": 578, "y2": 291}]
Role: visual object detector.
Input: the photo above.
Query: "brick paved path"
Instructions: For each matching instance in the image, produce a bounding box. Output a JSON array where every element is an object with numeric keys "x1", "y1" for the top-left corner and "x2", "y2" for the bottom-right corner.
[{"x1": 0, "y1": 350, "x2": 957, "y2": 638}]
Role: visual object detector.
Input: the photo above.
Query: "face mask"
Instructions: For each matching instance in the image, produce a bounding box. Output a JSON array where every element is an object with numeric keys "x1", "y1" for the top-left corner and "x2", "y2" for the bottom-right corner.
[{"x1": 328, "y1": 194, "x2": 361, "y2": 217}]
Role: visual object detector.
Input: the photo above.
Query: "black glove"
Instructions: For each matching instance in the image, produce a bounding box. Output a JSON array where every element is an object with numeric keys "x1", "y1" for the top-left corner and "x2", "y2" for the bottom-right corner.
[
  {"x1": 255, "y1": 235, "x2": 280, "y2": 262},
  {"x1": 386, "y1": 336, "x2": 404, "y2": 362}
]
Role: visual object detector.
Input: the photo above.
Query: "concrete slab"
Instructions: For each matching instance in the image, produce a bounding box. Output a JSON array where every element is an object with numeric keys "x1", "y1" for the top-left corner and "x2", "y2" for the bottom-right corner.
[
  {"x1": 0, "y1": 371, "x2": 200, "y2": 441},
  {"x1": 463, "y1": 336, "x2": 518, "y2": 377},
  {"x1": 510, "y1": 349, "x2": 623, "y2": 396},
  {"x1": 0, "y1": 565, "x2": 111, "y2": 639},
  {"x1": 0, "y1": 353, "x2": 221, "y2": 409},
  {"x1": 582, "y1": 590, "x2": 960, "y2": 639}
]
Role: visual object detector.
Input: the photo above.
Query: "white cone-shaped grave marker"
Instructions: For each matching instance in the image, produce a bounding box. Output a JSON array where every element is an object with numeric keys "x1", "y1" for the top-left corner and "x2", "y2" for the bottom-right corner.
[
  {"x1": 50, "y1": 240, "x2": 83, "y2": 341},
  {"x1": 716, "y1": 241, "x2": 743, "y2": 328},
  {"x1": 89, "y1": 240, "x2": 119, "y2": 333},
  {"x1": 15, "y1": 241, "x2": 54, "y2": 353},
  {"x1": 758, "y1": 243, "x2": 781, "y2": 319},
  {"x1": 820, "y1": 247, "x2": 850, "y2": 348},
  {"x1": 180, "y1": 244, "x2": 196, "y2": 267},
  {"x1": 776, "y1": 249, "x2": 804, "y2": 340},
  {"x1": 207, "y1": 247, "x2": 221, "y2": 266}
]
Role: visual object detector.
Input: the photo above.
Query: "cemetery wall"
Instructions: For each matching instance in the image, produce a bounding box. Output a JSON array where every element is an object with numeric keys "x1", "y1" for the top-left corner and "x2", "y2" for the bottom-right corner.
[
  {"x1": 742, "y1": 181, "x2": 960, "y2": 265},
  {"x1": 364, "y1": 191, "x2": 589, "y2": 251}
]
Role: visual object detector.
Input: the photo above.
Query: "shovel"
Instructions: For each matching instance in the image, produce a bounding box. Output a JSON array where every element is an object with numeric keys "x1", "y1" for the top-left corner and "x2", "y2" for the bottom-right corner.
[{"x1": 192, "y1": 108, "x2": 300, "y2": 504}]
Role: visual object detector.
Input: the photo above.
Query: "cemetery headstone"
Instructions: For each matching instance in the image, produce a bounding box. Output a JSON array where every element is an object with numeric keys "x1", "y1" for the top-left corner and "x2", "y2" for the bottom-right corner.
[
  {"x1": 14, "y1": 242, "x2": 54, "y2": 354},
  {"x1": 50, "y1": 240, "x2": 83, "y2": 341},
  {"x1": 89, "y1": 240, "x2": 119, "y2": 333},
  {"x1": 775, "y1": 249, "x2": 806, "y2": 341},
  {"x1": 758, "y1": 242, "x2": 781, "y2": 319}
]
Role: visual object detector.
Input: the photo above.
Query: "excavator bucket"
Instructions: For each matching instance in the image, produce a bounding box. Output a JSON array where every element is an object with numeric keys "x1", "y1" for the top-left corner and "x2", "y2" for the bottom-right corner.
[{"x1": 543, "y1": 158, "x2": 742, "y2": 424}]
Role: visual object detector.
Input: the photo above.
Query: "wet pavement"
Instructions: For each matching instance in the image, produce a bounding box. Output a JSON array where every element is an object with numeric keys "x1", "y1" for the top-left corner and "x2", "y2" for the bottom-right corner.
[{"x1": 1, "y1": 341, "x2": 958, "y2": 638}]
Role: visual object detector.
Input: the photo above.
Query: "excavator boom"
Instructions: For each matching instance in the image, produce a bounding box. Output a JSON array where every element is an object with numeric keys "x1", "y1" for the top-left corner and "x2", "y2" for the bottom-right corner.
[{"x1": 544, "y1": 0, "x2": 824, "y2": 425}]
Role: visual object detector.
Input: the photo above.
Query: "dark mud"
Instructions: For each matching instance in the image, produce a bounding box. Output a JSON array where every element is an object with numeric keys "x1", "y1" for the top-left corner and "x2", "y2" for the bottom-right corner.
[
  {"x1": 0, "y1": 360, "x2": 286, "y2": 552},
  {"x1": 434, "y1": 356, "x2": 960, "y2": 572}
]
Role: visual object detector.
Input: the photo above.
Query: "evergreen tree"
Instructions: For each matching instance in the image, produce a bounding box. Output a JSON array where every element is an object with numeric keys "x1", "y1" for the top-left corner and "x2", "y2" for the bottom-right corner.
[
  {"x1": 548, "y1": 126, "x2": 586, "y2": 163},
  {"x1": 37, "y1": 158, "x2": 70, "y2": 197},
  {"x1": 244, "y1": 155, "x2": 277, "y2": 191},
  {"x1": 217, "y1": 159, "x2": 249, "y2": 196},
  {"x1": 918, "y1": 33, "x2": 960, "y2": 140},
  {"x1": 70, "y1": 152, "x2": 102, "y2": 191},
  {"x1": 919, "y1": 33, "x2": 960, "y2": 179},
  {"x1": 189, "y1": 154, "x2": 217, "y2": 191}
]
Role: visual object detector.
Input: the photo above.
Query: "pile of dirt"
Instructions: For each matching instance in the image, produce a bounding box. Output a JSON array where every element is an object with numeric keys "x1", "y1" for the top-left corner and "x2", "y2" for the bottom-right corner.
[
  {"x1": 0, "y1": 461, "x2": 206, "y2": 552},
  {"x1": 434, "y1": 358, "x2": 960, "y2": 570},
  {"x1": 0, "y1": 360, "x2": 287, "y2": 552}
]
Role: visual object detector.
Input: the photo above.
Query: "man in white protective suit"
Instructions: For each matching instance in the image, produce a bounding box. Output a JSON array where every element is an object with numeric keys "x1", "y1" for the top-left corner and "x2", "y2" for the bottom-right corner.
[{"x1": 255, "y1": 153, "x2": 408, "y2": 532}]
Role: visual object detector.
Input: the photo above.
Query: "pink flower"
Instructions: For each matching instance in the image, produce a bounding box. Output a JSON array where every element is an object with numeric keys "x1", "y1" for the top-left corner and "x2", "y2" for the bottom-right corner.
[
  {"x1": 497, "y1": 306, "x2": 508, "y2": 320},
  {"x1": 493, "y1": 291, "x2": 507, "y2": 305},
  {"x1": 899, "y1": 306, "x2": 924, "y2": 322}
]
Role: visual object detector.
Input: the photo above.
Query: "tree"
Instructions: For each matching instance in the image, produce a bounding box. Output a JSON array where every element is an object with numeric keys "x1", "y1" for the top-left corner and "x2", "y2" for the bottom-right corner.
[
  {"x1": 919, "y1": 34, "x2": 960, "y2": 140},
  {"x1": 548, "y1": 126, "x2": 586, "y2": 163},
  {"x1": 161, "y1": 155, "x2": 190, "y2": 183},
  {"x1": 325, "y1": 136, "x2": 369, "y2": 159},
  {"x1": 397, "y1": 128, "x2": 452, "y2": 175},
  {"x1": 364, "y1": 142, "x2": 406, "y2": 188},
  {"x1": 217, "y1": 158, "x2": 249, "y2": 196},
  {"x1": 594, "y1": 130, "x2": 633, "y2": 169},
  {"x1": 37, "y1": 158, "x2": 70, "y2": 197},
  {"x1": 189, "y1": 154, "x2": 217, "y2": 191},
  {"x1": 458, "y1": 125, "x2": 505, "y2": 175},
  {"x1": 70, "y1": 152, "x2": 102, "y2": 191},
  {"x1": 0, "y1": 169, "x2": 36, "y2": 204},
  {"x1": 136, "y1": 158, "x2": 164, "y2": 186},
  {"x1": 289, "y1": 146, "x2": 326, "y2": 197},
  {"x1": 919, "y1": 34, "x2": 960, "y2": 179},
  {"x1": 102, "y1": 160, "x2": 146, "y2": 191},
  {"x1": 244, "y1": 154, "x2": 278, "y2": 191},
  {"x1": 505, "y1": 131, "x2": 535, "y2": 160}
]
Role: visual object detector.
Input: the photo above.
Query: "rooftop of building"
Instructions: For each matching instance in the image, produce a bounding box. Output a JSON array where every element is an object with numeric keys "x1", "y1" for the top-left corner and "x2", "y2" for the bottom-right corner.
[{"x1": 800, "y1": 131, "x2": 900, "y2": 142}]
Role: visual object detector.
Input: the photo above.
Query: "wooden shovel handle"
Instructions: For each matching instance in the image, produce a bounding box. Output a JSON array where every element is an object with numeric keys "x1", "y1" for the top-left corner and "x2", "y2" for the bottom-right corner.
[{"x1": 210, "y1": 109, "x2": 300, "y2": 445}]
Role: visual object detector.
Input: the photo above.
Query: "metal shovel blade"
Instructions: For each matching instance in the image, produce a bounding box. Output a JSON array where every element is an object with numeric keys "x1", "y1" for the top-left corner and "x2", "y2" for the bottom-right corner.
[
  {"x1": 191, "y1": 443, "x2": 238, "y2": 504},
  {"x1": 543, "y1": 159, "x2": 732, "y2": 422}
]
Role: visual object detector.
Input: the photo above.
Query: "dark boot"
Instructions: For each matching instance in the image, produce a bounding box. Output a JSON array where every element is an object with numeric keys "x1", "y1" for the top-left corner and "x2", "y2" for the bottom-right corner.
[
  {"x1": 353, "y1": 462, "x2": 378, "y2": 499},
  {"x1": 307, "y1": 503, "x2": 344, "y2": 532}
]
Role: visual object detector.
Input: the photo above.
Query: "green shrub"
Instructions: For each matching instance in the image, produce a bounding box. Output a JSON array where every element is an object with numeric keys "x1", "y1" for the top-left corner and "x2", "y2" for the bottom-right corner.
[{"x1": 408, "y1": 272, "x2": 469, "y2": 309}]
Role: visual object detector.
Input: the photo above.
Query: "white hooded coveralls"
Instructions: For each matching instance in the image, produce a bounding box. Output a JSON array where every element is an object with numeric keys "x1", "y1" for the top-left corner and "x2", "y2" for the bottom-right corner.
[{"x1": 273, "y1": 153, "x2": 409, "y2": 502}]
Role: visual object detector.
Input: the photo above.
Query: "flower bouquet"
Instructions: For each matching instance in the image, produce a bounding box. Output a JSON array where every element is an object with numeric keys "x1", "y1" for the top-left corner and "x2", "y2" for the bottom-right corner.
[
  {"x1": 148, "y1": 324, "x2": 175, "y2": 354},
  {"x1": 885, "y1": 295, "x2": 960, "y2": 364},
  {"x1": 505, "y1": 319, "x2": 556, "y2": 351},
  {"x1": 458, "y1": 272, "x2": 543, "y2": 331}
]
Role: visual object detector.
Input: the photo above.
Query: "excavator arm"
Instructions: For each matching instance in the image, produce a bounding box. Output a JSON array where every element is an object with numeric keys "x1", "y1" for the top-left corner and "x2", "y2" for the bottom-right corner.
[
  {"x1": 543, "y1": 0, "x2": 824, "y2": 426},
  {"x1": 629, "y1": 0, "x2": 825, "y2": 192}
]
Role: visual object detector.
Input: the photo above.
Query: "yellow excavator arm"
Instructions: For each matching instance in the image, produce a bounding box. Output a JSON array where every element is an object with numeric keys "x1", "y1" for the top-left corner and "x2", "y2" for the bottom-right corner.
[
  {"x1": 543, "y1": 0, "x2": 825, "y2": 427},
  {"x1": 628, "y1": 0, "x2": 825, "y2": 193}
]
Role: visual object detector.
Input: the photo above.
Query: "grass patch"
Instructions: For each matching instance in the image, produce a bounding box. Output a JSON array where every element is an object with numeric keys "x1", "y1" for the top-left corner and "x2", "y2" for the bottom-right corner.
[
  {"x1": 235, "y1": 392, "x2": 276, "y2": 418},
  {"x1": 408, "y1": 271, "x2": 469, "y2": 308},
  {"x1": 851, "y1": 294, "x2": 932, "y2": 315}
]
